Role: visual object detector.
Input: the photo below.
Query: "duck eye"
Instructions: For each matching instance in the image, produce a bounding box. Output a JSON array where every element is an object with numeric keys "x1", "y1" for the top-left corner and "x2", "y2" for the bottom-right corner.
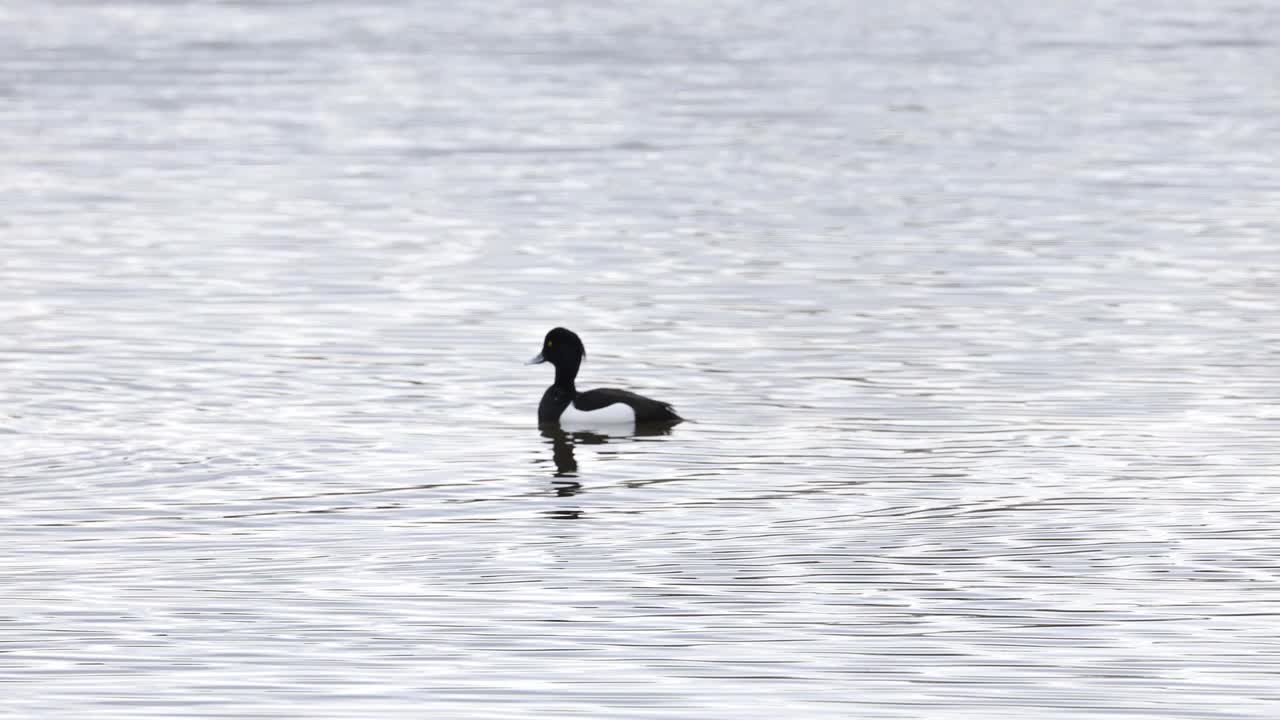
[{"x1": 546, "y1": 340, "x2": 552, "y2": 348}]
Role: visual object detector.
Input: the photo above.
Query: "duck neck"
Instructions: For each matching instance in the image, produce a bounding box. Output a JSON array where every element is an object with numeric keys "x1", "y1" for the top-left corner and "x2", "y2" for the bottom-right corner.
[{"x1": 553, "y1": 359, "x2": 579, "y2": 393}]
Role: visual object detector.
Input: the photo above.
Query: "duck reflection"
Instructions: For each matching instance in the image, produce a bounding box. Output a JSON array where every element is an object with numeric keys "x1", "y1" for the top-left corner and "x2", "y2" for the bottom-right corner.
[{"x1": 539, "y1": 423, "x2": 677, "y2": 501}]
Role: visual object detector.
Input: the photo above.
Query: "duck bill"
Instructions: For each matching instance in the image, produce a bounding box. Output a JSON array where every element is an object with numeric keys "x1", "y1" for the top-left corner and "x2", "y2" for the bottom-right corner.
[{"x1": 526, "y1": 352, "x2": 546, "y2": 365}]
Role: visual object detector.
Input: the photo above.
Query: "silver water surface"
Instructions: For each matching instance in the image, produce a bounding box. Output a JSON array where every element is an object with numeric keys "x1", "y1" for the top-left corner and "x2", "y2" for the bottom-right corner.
[{"x1": 2, "y1": 1, "x2": 1280, "y2": 717}]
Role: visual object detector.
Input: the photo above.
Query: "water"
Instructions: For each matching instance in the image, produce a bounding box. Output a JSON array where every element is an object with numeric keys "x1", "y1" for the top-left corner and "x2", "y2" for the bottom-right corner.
[{"x1": 3, "y1": 1, "x2": 1279, "y2": 717}]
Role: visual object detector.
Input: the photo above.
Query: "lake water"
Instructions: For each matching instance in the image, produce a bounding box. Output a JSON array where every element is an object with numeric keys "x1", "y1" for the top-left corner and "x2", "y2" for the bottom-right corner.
[{"x1": 2, "y1": 1, "x2": 1279, "y2": 717}]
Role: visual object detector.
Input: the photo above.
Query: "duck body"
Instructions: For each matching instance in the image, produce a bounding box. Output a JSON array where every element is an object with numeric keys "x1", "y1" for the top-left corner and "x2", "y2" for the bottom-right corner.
[
  {"x1": 529, "y1": 328, "x2": 682, "y2": 428},
  {"x1": 539, "y1": 386, "x2": 680, "y2": 426}
]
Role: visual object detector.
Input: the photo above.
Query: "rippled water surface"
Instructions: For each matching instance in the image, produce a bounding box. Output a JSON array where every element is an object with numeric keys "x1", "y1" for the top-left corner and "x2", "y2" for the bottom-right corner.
[{"x1": 3, "y1": 1, "x2": 1280, "y2": 717}]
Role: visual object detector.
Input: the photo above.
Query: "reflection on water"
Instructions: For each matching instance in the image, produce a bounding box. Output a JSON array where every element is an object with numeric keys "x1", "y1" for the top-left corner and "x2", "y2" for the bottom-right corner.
[
  {"x1": 546, "y1": 427, "x2": 583, "y2": 477},
  {"x1": 3, "y1": 0, "x2": 1280, "y2": 718},
  {"x1": 541, "y1": 424, "x2": 678, "y2": 501}
]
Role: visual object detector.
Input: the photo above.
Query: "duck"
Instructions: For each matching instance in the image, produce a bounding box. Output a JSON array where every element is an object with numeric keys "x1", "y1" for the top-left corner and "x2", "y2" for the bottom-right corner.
[{"x1": 527, "y1": 327, "x2": 683, "y2": 428}]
